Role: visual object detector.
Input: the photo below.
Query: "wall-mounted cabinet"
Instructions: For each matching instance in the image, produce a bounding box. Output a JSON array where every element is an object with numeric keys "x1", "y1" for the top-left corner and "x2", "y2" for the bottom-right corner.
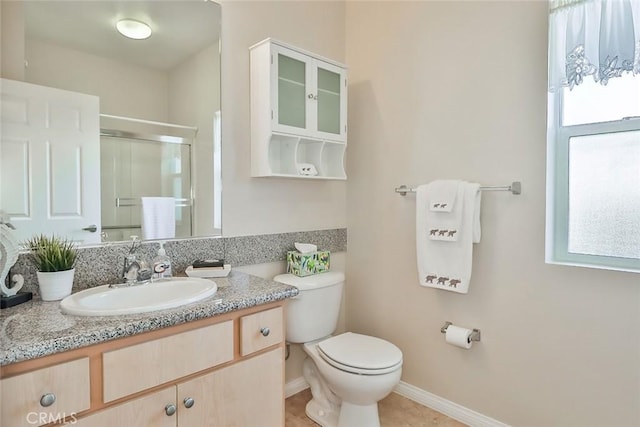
[{"x1": 250, "y1": 38, "x2": 347, "y2": 180}]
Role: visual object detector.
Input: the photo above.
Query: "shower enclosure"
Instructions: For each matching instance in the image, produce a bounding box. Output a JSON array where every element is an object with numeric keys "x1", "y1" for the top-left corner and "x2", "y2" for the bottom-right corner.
[{"x1": 99, "y1": 129, "x2": 193, "y2": 242}]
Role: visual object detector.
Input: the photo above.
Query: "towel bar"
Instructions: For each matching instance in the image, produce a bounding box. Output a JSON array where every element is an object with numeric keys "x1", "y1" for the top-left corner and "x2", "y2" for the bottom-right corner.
[
  {"x1": 395, "y1": 181, "x2": 521, "y2": 196},
  {"x1": 115, "y1": 197, "x2": 192, "y2": 207}
]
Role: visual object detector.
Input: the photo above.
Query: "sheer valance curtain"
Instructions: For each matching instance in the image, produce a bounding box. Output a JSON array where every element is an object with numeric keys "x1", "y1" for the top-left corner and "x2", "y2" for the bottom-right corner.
[{"x1": 548, "y1": 0, "x2": 640, "y2": 91}]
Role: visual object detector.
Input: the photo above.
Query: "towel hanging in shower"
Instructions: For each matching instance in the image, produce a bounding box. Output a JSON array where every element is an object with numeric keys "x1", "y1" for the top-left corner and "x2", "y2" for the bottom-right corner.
[{"x1": 141, "y1": 197, "x2": 176, "y2": 240}]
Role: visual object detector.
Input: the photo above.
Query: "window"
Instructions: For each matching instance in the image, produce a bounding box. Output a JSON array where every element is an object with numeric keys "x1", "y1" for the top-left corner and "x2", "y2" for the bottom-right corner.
[{"x1": 546, "y1": 0, "x2": 640, "y2": 272}]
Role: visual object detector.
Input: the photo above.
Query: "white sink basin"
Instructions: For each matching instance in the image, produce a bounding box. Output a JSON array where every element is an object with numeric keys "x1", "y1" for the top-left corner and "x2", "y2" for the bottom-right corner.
[{"x1": 60, "y1": 277, "x2": 218, "y2": 316}]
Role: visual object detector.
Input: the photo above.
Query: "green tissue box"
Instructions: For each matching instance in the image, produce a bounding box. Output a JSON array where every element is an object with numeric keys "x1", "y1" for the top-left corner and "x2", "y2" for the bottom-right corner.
[{"x1": 287, "y1": 250, "x2": 330, "y2": 277}]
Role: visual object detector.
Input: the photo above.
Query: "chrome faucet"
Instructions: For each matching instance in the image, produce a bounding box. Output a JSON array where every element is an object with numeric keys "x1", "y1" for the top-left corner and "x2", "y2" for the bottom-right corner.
[{"x1": 113, "y1": 237, "x2": 152, "y2": 287}]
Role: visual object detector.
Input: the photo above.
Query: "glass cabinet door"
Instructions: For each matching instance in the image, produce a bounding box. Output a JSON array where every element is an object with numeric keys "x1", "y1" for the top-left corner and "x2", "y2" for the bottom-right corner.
[
  {"x1": 277, "y1": 51, "x2": 307, "y2": 130},
  {"x1": 316, "y1": 66, "x2": 342, "y2": 135},
  {"x1": 271, "y1": 44, "x2": 346, "y2": 142}
]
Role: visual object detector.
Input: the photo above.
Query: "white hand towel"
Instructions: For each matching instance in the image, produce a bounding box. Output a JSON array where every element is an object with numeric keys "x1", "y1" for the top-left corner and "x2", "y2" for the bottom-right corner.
[
  {"x1": 416, "y1": 181, "x2": 481, "y2": 294},
  {"x1": 426, "y1": 181, "x2": 464, "y2": 242},
  {"x1": 428, "y1": 179, "x2": 460, "y2": 212},
  {"x1": 141, "y1": 197, "x2": 176, "y2": 240}
]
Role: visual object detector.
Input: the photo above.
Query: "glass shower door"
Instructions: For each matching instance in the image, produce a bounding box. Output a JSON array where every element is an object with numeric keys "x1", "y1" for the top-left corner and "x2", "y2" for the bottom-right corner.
[{"x1": 100, "y1": 134, "x2": 192, "y2": 241}]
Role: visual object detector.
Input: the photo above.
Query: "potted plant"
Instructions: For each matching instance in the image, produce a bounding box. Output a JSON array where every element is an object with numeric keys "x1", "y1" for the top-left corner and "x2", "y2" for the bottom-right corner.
[{"x1": 26, "y1": 234, "x2": 77, "y2": 301}]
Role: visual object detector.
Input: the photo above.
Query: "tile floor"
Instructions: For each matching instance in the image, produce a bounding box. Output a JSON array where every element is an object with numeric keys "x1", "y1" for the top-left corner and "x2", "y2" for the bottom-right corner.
[{"x1": 285, "y1": 389, "x2": 467, "y2": 427}]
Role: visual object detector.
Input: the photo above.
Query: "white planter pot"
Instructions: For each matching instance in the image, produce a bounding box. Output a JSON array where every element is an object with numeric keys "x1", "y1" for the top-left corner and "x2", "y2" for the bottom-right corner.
[{"x1": 37, "y1": 269, "x2": 75, "y2": 301}]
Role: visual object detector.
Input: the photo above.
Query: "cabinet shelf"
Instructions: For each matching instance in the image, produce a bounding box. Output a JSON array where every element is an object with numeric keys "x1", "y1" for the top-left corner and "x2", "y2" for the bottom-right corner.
[
  {"x1": 259, "y1": 133, "x2": 346, "y2": 180},
  {"x1": 278, "y1": 77, "x2": 305, "y2": 87},
  {"x1": 318, "y1": 88, "x2": 340, "y2": 96},
  {"x1": 250, "y1": 38, "x2": 348, "y2": 180}
]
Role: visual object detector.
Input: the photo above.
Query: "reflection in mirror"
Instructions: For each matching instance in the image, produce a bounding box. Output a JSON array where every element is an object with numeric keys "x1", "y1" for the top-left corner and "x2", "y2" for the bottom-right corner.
[
  {"x1": 0, "y1": 0, "x2": 221, "y2": 245},
  {"x1": 100, "y1": 130, "x2": 194, "y2": 242}
]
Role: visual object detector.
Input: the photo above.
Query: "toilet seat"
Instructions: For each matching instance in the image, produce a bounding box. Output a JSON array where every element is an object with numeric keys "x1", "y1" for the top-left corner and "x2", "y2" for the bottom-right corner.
[{"x1": 317, "y1": 332, "x2": 403, "y2": 375}]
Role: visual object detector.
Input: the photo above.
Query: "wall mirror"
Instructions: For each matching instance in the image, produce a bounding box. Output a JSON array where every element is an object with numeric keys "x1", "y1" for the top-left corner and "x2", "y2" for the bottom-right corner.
[{"x1": 0, "y1": 0, "x2": 221, "y2": 246}]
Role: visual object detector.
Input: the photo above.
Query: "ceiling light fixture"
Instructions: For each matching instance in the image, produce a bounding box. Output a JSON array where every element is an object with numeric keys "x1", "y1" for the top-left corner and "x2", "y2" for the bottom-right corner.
[{"x1": 116, "y1": 19, "x2": 152, "y2": 40}]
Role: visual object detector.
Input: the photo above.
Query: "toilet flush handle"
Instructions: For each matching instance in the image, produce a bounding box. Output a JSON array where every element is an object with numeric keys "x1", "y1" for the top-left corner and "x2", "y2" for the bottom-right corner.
[{"x1": 260, "y1": 327, "x2": 270, "y2": 337}]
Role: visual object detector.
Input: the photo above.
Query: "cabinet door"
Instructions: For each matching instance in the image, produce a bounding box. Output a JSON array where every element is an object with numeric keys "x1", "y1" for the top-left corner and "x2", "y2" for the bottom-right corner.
[
  {"x1": 71, "y1": 387, "x2": 176, "y2": 427},
  {"x1": 271, "y1": 45, "x2": 347, "y2": 143},
  {"x1": 314, "y1": 60, "x2": 347, "y2": 142},
  {"x1": 271, "y1": 45, "x2": 313, "y2": 136},
  {"x1": 177, "y1": 348, "x2": 284, "y2": 427}
]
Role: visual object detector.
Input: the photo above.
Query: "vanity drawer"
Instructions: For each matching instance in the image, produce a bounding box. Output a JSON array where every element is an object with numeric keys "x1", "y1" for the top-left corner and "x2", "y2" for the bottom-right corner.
[
  {"x1": 102, "y1": 321, "x2": 233, "y2": 403},
  {"x1": 240, "y1": 306, "x2": 284, "y2": 356},
  {"x1": 0, "y1": 357, "x2": 90, "y2": 427}
]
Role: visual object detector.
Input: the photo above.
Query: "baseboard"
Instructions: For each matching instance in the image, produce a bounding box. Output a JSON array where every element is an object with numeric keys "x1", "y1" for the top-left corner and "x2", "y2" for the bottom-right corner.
[
  {"x1": 285, "y1": 376, "x2": 309, "y2": 398},
  {"x1": 394, "y1": 381, "x2": 510, "y2": 427}
]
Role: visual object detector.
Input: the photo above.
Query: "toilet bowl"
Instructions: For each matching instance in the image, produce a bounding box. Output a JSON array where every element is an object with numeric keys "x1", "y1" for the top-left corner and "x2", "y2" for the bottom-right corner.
[
  {"x1": 273, "y1": 272, "x2": 403, "y2": 427},
  {"x1": 303, "y1": 332, "x2": 402, "y2": 427}
]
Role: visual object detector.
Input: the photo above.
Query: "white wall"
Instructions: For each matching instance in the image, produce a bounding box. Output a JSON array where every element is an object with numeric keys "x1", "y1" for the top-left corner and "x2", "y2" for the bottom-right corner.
[
  {"x1": 220, "y1": 0, "x2": 347, "y2": 237},
  {"x1": 217, "y1": 0, "x2": 349, "y2": 385},
  {"x1": 1, "y1": 1, "x2": 25, "y2": 81},
  {"x1": 345, "y1": 2, "x2": 640, "y2": 426},
  {"x1": 25, "y1": 39, "x2": 169, "y2": 122}
]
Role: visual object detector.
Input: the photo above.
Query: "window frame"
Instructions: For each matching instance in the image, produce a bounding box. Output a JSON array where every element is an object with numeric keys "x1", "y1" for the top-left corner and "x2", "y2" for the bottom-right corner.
[{"x1": 546, "y1": 89, "x2": 640, "y2": 273}]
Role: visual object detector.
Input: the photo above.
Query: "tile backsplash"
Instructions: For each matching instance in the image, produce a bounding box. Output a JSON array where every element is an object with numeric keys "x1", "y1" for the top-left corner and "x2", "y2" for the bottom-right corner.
[{"x1": 10, "y1": 229, "x2": 346, "y2": 296}]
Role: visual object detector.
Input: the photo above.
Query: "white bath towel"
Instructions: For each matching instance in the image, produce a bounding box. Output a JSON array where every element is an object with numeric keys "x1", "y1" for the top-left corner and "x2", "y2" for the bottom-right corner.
[
  {"x1": 141, "y1": 197, "x2": 176, "y2": 240},
  {"x1": 416, "y1": 181, "x2": 481, "y2": 294}
]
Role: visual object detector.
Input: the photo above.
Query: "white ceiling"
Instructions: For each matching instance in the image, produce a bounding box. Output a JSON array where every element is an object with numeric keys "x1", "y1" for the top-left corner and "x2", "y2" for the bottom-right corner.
[{"x1": 24, "y1": 0, "x2": 221, "y2": 71}]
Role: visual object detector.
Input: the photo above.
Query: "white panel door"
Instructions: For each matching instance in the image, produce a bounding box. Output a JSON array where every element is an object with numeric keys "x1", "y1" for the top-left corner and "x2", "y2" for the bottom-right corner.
[{"x1": 0, "y1": 78, "x2": 101, "y2": 244}]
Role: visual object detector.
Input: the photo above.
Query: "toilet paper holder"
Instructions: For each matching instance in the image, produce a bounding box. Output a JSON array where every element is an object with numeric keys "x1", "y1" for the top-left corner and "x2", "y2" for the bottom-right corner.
[{"x1": 440, "y1": 321, "x2": 481, "y2": 342}]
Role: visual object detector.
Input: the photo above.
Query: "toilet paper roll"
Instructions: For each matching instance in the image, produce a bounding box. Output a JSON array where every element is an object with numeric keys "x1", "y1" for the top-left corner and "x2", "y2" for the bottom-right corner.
[{"x1": 445, "y1": 325, "x2": 473, "y2": 349}]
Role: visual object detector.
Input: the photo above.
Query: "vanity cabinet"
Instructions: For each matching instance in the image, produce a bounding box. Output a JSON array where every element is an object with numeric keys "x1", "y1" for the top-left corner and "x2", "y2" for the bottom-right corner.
[
  {"x1": 0, "y1": 302, "x2": 286, "y2": 427},
  {"x1": 250, "y1": 38, "x2": 347, "y2": 179}
]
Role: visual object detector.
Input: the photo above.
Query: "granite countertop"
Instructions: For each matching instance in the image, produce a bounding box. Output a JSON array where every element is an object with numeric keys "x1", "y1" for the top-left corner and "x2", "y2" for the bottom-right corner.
[{"x1": 0, "y1": 271, "x2": 298, "y2": 366}]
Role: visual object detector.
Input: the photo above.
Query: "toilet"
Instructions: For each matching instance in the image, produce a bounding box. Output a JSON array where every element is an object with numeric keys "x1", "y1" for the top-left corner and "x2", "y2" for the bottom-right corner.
[{"x1": 274, "y1": 271, "x2": 403, "y2": 427}]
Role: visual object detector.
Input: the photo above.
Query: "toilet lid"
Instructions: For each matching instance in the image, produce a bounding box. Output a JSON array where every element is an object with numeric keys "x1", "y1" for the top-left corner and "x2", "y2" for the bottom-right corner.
[{"x1": 317, "y1": 332, "x2": 403, "y2": 374}]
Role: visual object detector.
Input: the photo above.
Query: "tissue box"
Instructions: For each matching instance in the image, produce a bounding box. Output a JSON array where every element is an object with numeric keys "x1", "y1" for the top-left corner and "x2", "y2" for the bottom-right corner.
[{"x1": 287, "y1": 250, "x2": 330, "y2": 277}]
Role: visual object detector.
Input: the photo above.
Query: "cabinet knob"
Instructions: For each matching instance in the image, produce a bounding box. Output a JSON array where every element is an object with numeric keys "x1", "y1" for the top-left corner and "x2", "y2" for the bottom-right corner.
[
  {"x1": 260, "y1": 327, "x2": 270, "y2": 337},
  {"x1": 307, "y1": 93, "x2": 318, "y2": 100},
  {"x1": 183, "y1": 397, "x2": 195, "y2": 408},
  {"x1": 40, "y1": 393, "x2": 56, "y2": 407},
  {"x1": 165, "y1": 403, "x2": 177, "y2": 416}
]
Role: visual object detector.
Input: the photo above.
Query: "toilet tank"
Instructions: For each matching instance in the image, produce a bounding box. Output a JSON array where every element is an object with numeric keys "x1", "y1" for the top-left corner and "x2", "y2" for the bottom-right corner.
[{"x1": 273, "y1": 271, "x2": 344, "y2": 343}]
